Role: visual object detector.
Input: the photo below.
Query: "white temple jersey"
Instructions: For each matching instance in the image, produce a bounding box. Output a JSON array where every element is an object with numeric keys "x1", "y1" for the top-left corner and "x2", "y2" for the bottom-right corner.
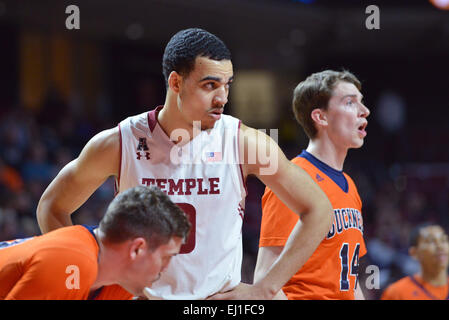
[{"x1": 117, "y1": 106, "x2": 247, "y2": 299}]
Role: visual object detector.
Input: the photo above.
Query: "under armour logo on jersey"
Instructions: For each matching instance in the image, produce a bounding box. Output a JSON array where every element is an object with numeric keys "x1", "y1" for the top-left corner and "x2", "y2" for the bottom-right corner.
[
  {"x1": 316, "y1": 173, "x2": 324, "y2": 182},
  {"x1": 136, "y1": 137, "x2": 150, "y2": 160},
  {"x1": 136, "y1": 152, "x2": 150, "y2": 160}
]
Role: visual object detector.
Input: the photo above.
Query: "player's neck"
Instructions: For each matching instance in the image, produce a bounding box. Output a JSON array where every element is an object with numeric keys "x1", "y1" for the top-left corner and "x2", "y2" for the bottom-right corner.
[
  {"x1": 158, "y1": 96, "x2": 197, "y2": 145},
  {"x1": 420, "y1": 268, "x2": 448, "y2": 287},
  {"x1": 306, "y1": 139, "x2": 347, "y2": 171},
  {"x1": 91, "y1": 229, "x2": 122, "y2": 290}
]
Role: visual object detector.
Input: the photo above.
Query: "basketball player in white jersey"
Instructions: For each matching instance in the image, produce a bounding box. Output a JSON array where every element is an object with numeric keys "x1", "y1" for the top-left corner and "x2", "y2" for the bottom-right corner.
[{"x1": 37, "y1": 28, "x2": 333, "y2": 300}]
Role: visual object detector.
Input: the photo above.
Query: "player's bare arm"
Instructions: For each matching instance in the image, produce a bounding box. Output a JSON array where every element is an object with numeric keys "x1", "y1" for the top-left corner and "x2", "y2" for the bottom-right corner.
[
  {"x1": 354, "y1": 278, "x2": 366, "y2": 300},
  {"x1": 208, "y1": 124, "x2": 333, "y2": 300},
  {"x1": 37, "y1": 127, "x2": 120, "y2": 234},
  {"x1": 253, "y1": 246, "x2": 288, "y2": 300}
]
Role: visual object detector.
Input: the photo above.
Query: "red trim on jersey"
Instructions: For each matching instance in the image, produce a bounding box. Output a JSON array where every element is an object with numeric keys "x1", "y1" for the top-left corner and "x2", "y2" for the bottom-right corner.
[
  {"x1": 237, "y1": 120, "x2": 248, "y2": 195},
  {"x1": 115, "y1": 123, "x2": 123, "y2": 196},
  {"x1": 238, "y1": 203, "x2": 245, "y2": 220},
  {"x1": 147, "y1": 105, "x2": 164, "y2": 132}
]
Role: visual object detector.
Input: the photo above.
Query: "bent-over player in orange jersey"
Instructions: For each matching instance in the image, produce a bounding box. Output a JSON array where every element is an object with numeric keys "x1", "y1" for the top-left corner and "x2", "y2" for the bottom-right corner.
[
  {"x1": 381, "y1": 223, "x2": 449, "y2": 300},
  {"x1": 0, "y1": 186, "x2": 190, "y2": 300},
  {"x1": 255, "y1": 70, "x2": 370, "y2": 299}
]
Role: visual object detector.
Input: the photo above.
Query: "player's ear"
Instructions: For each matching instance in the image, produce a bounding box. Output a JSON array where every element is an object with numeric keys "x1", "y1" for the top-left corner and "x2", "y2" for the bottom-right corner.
[
  {"x1": 311, "y1": 108, "x2": 328, "y2": 127},
  {"x1": 168, "y1": 71, "x2": 182, "y2": 94},
  {"x1": 129, "y1": 237, "x2": 146, "y2": 260}
]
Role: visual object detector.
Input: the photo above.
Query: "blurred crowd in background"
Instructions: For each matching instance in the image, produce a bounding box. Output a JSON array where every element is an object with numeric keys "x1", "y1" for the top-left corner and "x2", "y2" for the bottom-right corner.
[{"x1": 1, "y1": 0, "x2": 448, "y2": 300}]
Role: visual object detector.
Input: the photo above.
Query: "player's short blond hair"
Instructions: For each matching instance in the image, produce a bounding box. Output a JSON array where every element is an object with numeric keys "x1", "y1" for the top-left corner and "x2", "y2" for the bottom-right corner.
[{"x1": 292, "y1": 70, "x2": 361, "y2": 139}]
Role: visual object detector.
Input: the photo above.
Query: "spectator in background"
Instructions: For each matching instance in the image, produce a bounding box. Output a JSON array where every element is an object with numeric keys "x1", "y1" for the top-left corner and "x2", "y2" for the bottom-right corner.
[
  {"x1": 20, "y1": 142, "x2": 54, "y2": 184},
  {"x1": 381, "y1": 223, "x2": 449, "y2": 300},
  {"x1": 0, "y1": 158, "x2": 23, "y2": 194}
]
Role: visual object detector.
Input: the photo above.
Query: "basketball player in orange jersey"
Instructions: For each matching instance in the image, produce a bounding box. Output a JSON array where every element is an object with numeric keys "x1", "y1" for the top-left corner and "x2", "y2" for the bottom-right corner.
[
  {"x1": 255, "y1": 70, "x2": 370, "y2": 300},
  {"x1": 0, "y1": 186, "x2": 190, "y2": 300},
  {"x1": 381, "y1": 223, "x2": 449, "y2": 300},
  {"x1": 36, "y1": 28, "x2": 333, "y2": 300}
]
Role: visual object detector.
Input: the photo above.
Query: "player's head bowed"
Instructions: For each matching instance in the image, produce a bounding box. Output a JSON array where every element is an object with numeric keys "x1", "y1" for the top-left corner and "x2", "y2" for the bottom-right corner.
[{"x1": 99, "y1": 185, "x2": 190, "y2": 250}]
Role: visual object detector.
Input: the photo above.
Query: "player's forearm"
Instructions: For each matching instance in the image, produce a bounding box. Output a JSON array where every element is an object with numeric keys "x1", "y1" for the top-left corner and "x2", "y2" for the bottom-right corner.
[
  {"x1": 37, "y1": 158, "x2": 106, "y2": 233},
  {"x1": 253, "y1": 247, "x2": 288, "y2": 300},
  {"x1": 254, "y1": 201, "x2": 333, "y2": 298},
  {"x1": 272, "y1": 290, "x2": 288, "y2": 300},
  {"x1": 37, "y1": 170, "x2": 80, "y2": 233},
  {"x1": 354, "y1": 284, "x2": 366, "y2": 300},
  {"x1": 37, "y1": 196, "x2": 73, "y2": 233}
]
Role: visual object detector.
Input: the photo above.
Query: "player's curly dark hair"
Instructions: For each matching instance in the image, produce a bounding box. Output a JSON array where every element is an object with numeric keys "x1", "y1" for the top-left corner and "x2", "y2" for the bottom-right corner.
[
  {"x1": 99, "y1": 186, "x2": 190, "y2": 251},
  {"x1": 162, "y1": 28, "x2": 231, "y2": 87}
]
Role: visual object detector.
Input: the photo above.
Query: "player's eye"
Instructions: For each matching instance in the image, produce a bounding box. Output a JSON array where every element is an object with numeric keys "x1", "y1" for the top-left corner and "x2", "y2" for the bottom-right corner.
[
  {"x1": 204, "y1": 82, "x2": 216, "y2": 90},
  {"x1": 422, "y1": 237, "x2": 435, "y2": 244}
]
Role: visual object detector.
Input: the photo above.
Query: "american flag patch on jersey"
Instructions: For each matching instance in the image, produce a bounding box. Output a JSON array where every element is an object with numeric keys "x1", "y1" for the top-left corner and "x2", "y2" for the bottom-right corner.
[{"x1": 205, "y1": 151, "x2": 222, "y2": 162}]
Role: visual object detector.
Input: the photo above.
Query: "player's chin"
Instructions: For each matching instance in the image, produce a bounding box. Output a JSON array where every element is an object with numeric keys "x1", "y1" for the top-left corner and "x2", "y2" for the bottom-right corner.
[
  {"x1": 200, "y1": 119, "x2": 217, "y2": 130},
  {"x1": 356, "y1": 140, "x2": 365, "y2": 148},
  {"x1": 351, "y1": 137, "x2": 365, "y2": 148}
]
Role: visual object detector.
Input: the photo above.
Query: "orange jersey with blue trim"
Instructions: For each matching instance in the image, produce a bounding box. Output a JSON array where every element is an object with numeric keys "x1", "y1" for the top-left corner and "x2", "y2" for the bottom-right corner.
[
  {"x1": 260, "y1": 152, "x2": 367, "y2": 300},
  {"x1": 381, "y1": 275, "x2": 449, "y2": 300},
  {"x1": 0, "y1": 225, "x2": 132, "y2": 300}
]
